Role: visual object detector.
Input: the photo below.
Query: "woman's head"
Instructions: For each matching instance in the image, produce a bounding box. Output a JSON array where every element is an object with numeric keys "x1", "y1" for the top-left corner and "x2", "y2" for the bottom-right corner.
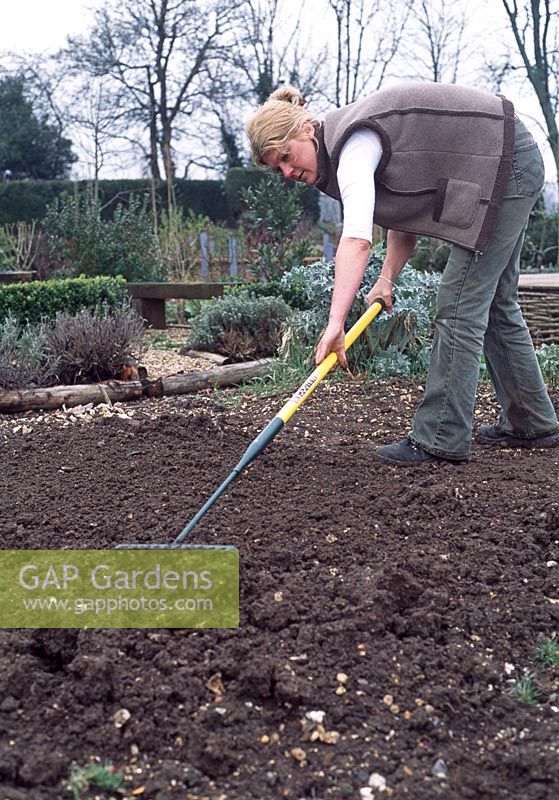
[{"x1": 246, "y1": 86, "x2": 320, "y2": 185}]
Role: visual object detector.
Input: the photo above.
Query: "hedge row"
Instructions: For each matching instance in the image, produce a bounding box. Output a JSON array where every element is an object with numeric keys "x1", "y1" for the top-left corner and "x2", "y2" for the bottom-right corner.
[
  {"x1": 0, "y1": 170, "x2": 320, "y2": 225},
  {"x1": 0, "y1": 275, "x2": 128, "y2": 326}
]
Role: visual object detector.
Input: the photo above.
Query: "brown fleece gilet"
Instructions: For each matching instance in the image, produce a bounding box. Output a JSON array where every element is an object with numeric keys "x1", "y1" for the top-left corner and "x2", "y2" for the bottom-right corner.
[{"x1": 315, "y1": 82, "x2": 515, "y2": 252}]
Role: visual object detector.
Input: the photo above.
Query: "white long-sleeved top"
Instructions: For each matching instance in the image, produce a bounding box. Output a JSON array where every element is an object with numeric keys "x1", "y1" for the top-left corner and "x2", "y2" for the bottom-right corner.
[{"x1": 337, "y1": 128, "x2": 383, "y2": 243}]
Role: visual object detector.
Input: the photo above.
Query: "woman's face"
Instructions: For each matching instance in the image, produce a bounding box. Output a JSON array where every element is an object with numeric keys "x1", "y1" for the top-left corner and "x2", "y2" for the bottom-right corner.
[{"x1": 262, "y1": 123, "x2": 318, "y2": 185}]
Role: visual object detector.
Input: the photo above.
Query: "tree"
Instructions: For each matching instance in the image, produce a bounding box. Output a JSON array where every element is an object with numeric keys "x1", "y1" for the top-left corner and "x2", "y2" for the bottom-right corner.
[
  {"x1": 65, "y1": 0, "x2": 238, "y2": 206},
  {"x1": 404, "y1": 0, "x2": 469, "y2": 83},
  {"x1": 326, "y1": 0, "x2": 412, "y2": 107},
  {"x1": 195, "y1": 0, "x2": 327, "y2": 174},
  {"x1": 500, "y1": 0, "x2": 558, "y2": 187},
  {"x1": 0, "y1": 75, "x2": 76, "y2": 179},
  {"x1": 229, "y1": 0, "x2": 326, "y2": 105},
  {"x1": 64, "y1": 77, "x2": 129, "y2": 194}
]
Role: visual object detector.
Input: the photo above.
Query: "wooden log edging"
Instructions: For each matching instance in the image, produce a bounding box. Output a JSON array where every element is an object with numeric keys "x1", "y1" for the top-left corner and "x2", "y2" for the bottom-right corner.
[{"x1": 0, "y1": 358, "x2": 276, "y2": 414}]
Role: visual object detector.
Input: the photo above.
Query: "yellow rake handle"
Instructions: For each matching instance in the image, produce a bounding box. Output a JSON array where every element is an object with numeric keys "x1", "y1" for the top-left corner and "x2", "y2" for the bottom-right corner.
[{"x1": 276, "y1": 298, "x2": 385, "y2": 424}]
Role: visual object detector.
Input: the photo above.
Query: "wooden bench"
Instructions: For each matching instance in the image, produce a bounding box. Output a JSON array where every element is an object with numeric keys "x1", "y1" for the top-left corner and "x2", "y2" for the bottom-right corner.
[{"x1": 126, "y1": 282, "x2": 225, "y2": 329}]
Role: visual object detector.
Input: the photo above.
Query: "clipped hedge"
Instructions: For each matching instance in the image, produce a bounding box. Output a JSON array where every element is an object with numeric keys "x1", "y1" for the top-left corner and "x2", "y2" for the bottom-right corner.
[
  {"x1": 0, "y1": 179, "x2": 231, "y2": 225},
  {"x1": 0, "y1": 276, "x2": 128, "y2": 326},
  {"x1": 0, "y1": 172, "x2": 319, "y2": 225},
  {"x1": 0, "y1": 180, "x2": 70, "y2": 224}
]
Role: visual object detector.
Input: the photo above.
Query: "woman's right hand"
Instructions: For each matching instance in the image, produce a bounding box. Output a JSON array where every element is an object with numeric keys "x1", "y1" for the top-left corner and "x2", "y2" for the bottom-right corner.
[{"x1": 366, "y1": 278, "x2": 394, "y2": 312}]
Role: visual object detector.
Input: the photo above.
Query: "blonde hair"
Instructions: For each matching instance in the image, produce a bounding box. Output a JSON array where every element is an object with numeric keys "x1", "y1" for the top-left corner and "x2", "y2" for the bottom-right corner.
[{"x1": 246, "y1": 85, "x2": 319, "y2": 165}]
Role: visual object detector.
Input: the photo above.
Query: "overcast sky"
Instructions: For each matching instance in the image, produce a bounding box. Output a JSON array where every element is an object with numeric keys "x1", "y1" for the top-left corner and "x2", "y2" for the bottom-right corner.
[{"x1": 0, "y1": 0, "x2": 96, "y2": 52}]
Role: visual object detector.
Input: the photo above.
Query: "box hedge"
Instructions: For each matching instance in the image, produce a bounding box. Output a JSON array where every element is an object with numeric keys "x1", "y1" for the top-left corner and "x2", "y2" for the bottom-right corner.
[
  {"x1": 0, "y1": 179, "x2": 231, "y2": 225},
  {"x1": 0, "y1": 275, "x2": 128, "y2": 326},
  {"x1": 0, "y1": 171, "x2": 319, "y2": 225}
]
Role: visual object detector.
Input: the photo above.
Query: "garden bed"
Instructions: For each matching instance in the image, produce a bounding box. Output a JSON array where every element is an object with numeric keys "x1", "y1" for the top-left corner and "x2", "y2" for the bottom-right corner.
[{"x1": 0, "y1": 378, "x2": 558, "y2": 800}]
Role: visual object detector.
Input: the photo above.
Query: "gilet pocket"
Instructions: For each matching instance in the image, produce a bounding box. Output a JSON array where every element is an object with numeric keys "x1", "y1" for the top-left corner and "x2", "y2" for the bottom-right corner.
[{"x1": 433, "y1": 178, "x2": 481, "y2": 229}]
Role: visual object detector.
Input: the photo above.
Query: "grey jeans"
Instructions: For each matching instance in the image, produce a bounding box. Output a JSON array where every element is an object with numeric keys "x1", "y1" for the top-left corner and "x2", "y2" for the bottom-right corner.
[{"x1": 410, "y1": 118, "x2": 558, "y2": 459}]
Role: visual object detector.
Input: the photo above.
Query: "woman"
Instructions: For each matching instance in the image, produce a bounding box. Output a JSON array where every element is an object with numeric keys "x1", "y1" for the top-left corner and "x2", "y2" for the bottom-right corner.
[{"x1": 246, "y1": 83, "x2": 558, "y2": 465}]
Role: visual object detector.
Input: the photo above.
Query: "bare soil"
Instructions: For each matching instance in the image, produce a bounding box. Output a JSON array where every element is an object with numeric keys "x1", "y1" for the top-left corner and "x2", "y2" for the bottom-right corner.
[{"x1": 0, "y1": 378, "x2": 558, "y2": 800}]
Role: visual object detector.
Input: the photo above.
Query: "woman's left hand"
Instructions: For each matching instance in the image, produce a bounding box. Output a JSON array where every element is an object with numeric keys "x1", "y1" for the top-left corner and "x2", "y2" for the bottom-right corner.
[{"x1": 315, "y1": 322, "x2": 347, "y2": 368}]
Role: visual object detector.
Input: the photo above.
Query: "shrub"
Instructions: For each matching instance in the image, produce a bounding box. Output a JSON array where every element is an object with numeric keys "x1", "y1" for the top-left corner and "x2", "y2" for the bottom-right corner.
[
  {"x1": 173, "y1": 179, "x2": 230, "y2": 223},
  {"x1": 44, "y1": 303, "x2": 145, "y2": 384},
  {"x1": 0, "y1": 179, "x2": 70, "y2": 224},
  {"x1": 0, "y1": 275, "x2": 127, "y2": 326},
  {"x1": 226, "y1": 167, "x2": 319, "y2": 222},
  {"x1": 521, "y1": 209, "x2": 559, "y2": 270},
  {"x1": 187, "y1": 293, "x2": 292, "y2": 358},
  {"x1": 226, "y1": 167, "x2": 267, "y2": 218},
  {"x1": 241, "y1": 173, "x2": 315, "y2": 281},
  {"x1": 226, "y1": 277, "x2": 311, "y2": 310},
  {"x1": 43, "y1": 192, "x2": 165, "y2": 281},
  {"x1": 279, "y1": 245, "x2": 441, "y2": 376},
  {"x1": 409, "y1": 236, "x2": 451, "y2": 273},
  {"x1": 0, "y1": 316, "x2": 58, "y2": 389}
]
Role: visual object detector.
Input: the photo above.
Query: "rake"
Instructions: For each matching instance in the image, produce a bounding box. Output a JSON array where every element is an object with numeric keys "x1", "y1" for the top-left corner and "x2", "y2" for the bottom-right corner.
[{"x1": 118, "y1": 298, "x2": 385, "y2": 550}]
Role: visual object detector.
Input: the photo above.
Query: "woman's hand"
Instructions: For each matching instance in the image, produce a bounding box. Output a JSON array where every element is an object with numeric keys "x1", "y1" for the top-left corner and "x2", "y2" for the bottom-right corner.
[
  {"x1": 315, "y1": 321, "x2": 347, "y2": 368},
  {"x1": 366, "y1": 278, "x2": 394, "y2": 312},
  {"x1": 365, "y1": 230, "x2": 417, "y2": 312}
]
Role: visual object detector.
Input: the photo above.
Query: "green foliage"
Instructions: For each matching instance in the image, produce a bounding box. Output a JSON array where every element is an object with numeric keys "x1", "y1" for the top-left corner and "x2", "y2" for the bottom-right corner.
[
  {"x1": 513, "y1": 673, "x2": 542, "y2": 706},
  {"x1": 536, "y1": 344, "x2": 559, "y2": 387},
  {"x1": 279, "y1": 245, "x2": 440, "y2": 377},
  {"x1": 0, "y1": 179, "x2": 70, "y2": 224},
  {"x1": 0, "y1": 275, "x2": 127, "y2": 326},
  {"x1": 0, "y1": 75, "x2": 76, "y2": 180},
  {"x1": 174, "y1": 179, "x2": 230, "y2": 223},
  {"x1": 241, "y1": 173, "x2": 314, "y2": 280},
  {"x1": 225, "y1": 277, "x2": 311, "y2": 310},
  {"x1": 188, "y1": 292, "x2": 292, "y2": 358},
  {"x1": 43, "y1": 191, "x2": 164, "y2": 281},
  {"x1": 0, "y1": 316, "x2": 58, "y2": 389},
  {"x1": 45, "y1": 302, "x2": 145, "y2": 384},
  {"x1": 409, "y1": 236, "x2": 451, "y2": 273},
  {"x1": 64, "y1": 760, "x2": 123, "y2": 800},
  {"x1": 534, "y1": 638, "x2": 559, "y2": 667},
  {"x1": 0, "y1": 177, "x2": 231, "y2": 225},
  {"x1": 521, "y1": 209, "x2": 558, "y2": 271},
  {"x1": 226, "y1": 167, "x2": 319, "y2": 221},
  {"x1": 226, "y1": 167, "x2": 267, "y2": 218}
]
